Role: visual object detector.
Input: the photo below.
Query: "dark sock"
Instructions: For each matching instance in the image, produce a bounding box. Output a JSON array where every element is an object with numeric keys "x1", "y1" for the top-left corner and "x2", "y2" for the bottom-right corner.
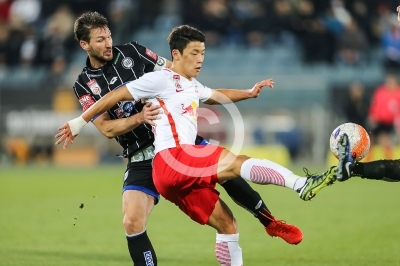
[
  {"x1": 353, "y1": 160, "x2": 400, "y2": 182},
  {"x1": 221, "y1": 178, "x2": 274, "y2": 227},
  {"x1": 126, "y1": 230, "x2": 157, "y2": 266}
]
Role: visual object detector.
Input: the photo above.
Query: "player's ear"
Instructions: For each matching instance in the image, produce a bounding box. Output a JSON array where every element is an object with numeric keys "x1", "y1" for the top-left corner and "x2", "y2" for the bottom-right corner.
[
  {"x1": 172, "y1": 49, "x2": 180, "y2": 61},
  {"x1": 80, "y1": 40, "x2": 89, "y2": 51}
]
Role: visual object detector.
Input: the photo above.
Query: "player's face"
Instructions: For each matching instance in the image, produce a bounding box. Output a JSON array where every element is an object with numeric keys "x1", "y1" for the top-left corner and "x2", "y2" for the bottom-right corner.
[
  {"x1": 86, "y1": 27, "x2": 113, "y2": 64},
  {"x1": 179, "y1": 41, "x2": 205, "y2": 78}
]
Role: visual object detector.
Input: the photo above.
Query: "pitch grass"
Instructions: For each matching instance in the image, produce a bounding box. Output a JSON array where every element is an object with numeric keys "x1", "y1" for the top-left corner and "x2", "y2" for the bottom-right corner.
[{"x1": 1, "y1": 165, "x2": 399, "y2": 266}]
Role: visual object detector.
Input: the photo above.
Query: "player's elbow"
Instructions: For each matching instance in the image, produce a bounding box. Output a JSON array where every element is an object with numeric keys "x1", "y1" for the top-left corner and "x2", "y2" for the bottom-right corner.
[
  {"x1": 99, "y1": 127, "x2": 118, "y2": 139},
  {"x1": 103, "y1": 131, "x2": 117, "y2": 139}
]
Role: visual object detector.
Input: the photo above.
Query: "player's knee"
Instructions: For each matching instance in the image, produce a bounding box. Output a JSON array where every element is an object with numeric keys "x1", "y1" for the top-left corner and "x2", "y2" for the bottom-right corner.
[
  {"x1": 232, "y1": 155, "x2": 251, "y2": 177},
  {"x1": 123, "y1": 214, "x2": 147, "y2": 234},
  {"x1": 217, "y1": 219, "x2": 238, "y2": 234}
]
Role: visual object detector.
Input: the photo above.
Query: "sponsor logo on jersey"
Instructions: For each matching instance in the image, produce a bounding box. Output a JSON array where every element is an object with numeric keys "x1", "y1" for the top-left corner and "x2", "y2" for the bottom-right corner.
[
  {"x1": 115, "y1": 107, "x2": 124, "y2": 118},
  {"x1": 333, "y1": 128, "x2": 341, "y2": 139},
  {"x1": 181, "y1": 101, "x2": 198, "y2": 121},
  {"x1": 86, "y1": 79, "x2": 101, "y2": 95},
  {"x1": 145, "y1": 48, "x2": 157, "y2": 60},
  {"x1": 88, "y1": 74, "x2": 102, "y2": 77},
  {"x1": 78, "y1": 94, "x2": 95, "y2": 111},
  {"x1": 122, "y1": 101, "x2": 135, "y2": 116},
  {"x1": 143, "y1": 251, "x2": 154, "y2": 266},
  {"x1": 122, "y1": 57, "x2": 134, "y2": 69},
  {"x1": 156, "y1": 57, "x2": 165, "y2": 67},
  {"x1": 110, "y1": 76, "x2": 118, "y2": 85},
  {"x1": 173, "y1": 75, "x2": 183, "y2": 92}
]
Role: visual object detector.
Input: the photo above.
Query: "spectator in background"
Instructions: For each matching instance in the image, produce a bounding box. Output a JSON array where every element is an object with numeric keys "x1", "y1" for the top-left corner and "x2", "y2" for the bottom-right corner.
[
  {"x1": 234, "y1": 0, "x2": 267, "y2": 47},
  {"x1": 107, "y1": 0, "x2": 137, "y2": 44},
  {"x1": 291, "y1": 0, "x2": 335, "y2": 64},
  {"x1": 268, "y1": 0, "x2": 295, "y2": 45},
  {"x1": 346, "y1": 0, "x2": 376, "y2": 46},
  {"x1": 41, "y1": 56, "x2": 67, "y2": 91},
  {"x1": 381, "y1": 16, "x2": 400, "y2": 73},
  {"x1": 336, "y1": 19, "x2": 369, "y2": 66},
  {"x1": 20, "y1": 25, "x2": 38, "y2": 67},
  {"x1": 9, "y1": 0, "x2": 41, "y2": 25},
  {"x1": 154, "y1": 0, "x2": 182, "y2": 31},
  {"x1": 35, "y1": 4, "x2": 75, "y2": 65},
  {"x1": 0, "y1": 23, "x2": 10, "y2": 69},
  {"x1": 343, "y1": 81, "x2": 369, "y2": 129},
  {"x1": 0, "y1": 0, "x2": 12, "y2": 23},
  {"x1": 368, "y1": 73, "x2": 400, "y2": 159},
  {"x1": 184, "y1": 0, "x2": 230, "y2": 46}
]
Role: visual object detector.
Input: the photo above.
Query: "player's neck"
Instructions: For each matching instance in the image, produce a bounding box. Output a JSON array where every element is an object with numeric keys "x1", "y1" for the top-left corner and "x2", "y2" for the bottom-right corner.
[
  {"x1": 88, "y1": 56, "x2": 107, "y2": 69},
  {"x1": 171, "y1": 65, "x2": 192, "y2": 81}
]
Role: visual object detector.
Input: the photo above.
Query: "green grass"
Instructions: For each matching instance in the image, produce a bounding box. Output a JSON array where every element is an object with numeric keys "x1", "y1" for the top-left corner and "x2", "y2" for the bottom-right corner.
[{"x1": 1, "y1": 165, "x2": 400, "y2": 266}]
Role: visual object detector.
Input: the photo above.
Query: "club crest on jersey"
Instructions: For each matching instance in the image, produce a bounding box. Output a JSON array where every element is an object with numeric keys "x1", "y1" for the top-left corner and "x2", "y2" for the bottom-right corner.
[
  {"x1": 86, "y1": 79, "x2": 101, "y2": 95},
  {"x1": 181, "y1": 101, "x2": 198, "y2": 121},
  {"x1": 173, "y1": 75, "x2": 183, "y2": 92},
  {"x1": 122, "y1": 57, "x2": 134, "y2": 69},
  {"x1": 122, "y1": 101, "x2": 135, "y2": 116}
]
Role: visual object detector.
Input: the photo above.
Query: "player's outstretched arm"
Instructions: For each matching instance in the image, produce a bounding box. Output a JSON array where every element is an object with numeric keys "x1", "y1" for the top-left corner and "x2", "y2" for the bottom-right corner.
[
  {"x1": 204, "y1": 78, "x2": 274, "y2": 105},
  {"x1": 55, "y1": 85, "x2": 134, "y2": 149}
]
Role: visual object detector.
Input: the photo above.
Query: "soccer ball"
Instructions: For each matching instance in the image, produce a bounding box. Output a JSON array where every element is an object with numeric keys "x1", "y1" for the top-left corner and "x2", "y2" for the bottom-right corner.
[{"x1": 329, "y1": 122, "x2": 370, "y2": 161}]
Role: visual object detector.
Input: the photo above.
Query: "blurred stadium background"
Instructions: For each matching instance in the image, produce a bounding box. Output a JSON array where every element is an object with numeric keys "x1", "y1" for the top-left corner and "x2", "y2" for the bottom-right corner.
[
  {"x1": 3, "y1": 0, "x2": 400, "y2": 167},
  {"x1": 1, "y1": 1, "x2": 400, "y2": 265}
]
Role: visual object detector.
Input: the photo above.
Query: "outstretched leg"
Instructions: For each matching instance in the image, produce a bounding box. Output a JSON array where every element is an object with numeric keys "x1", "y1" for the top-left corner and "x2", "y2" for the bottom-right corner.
[
  {"x1": 337, "y1": 133, "x2": 400, "y2": 182},
  {"x1": 217, "y1": 151, "x2": 337, "y2": 201},
  {"x1": 353, "y1": 160, "x2": 400, "y2": 181}
]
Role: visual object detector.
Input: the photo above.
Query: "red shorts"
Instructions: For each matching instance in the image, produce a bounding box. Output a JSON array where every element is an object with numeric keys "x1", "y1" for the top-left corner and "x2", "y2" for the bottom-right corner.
[{"x1": 152, "y1": 144, "x2": 225, "y2": 224}]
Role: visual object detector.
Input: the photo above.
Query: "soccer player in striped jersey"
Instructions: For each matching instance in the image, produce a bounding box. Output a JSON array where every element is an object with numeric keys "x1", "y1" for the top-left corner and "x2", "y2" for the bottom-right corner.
[{"x1": 57, "y1": 25, "x2": 337, "y2": 265}]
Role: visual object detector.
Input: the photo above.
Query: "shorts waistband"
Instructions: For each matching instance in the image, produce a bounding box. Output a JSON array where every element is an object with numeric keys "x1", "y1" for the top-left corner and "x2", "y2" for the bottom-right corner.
[{"x1": 130, "y1": 145, "x2": 155, "y2": 163}]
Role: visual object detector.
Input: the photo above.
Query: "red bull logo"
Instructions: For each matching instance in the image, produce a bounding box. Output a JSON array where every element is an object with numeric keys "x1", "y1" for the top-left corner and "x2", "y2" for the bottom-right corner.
[{"x1": 181, "y1": 102, "x2": 198, "y2": 120}]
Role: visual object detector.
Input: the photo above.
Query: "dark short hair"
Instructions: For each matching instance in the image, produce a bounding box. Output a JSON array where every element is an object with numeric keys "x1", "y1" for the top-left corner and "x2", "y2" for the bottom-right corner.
[
  {"x1": 167, "y1": 25, "x2": 206, "y2": 55},
  {"x1": 74, "y1": 11, "x2": 108, "y2": 42}
]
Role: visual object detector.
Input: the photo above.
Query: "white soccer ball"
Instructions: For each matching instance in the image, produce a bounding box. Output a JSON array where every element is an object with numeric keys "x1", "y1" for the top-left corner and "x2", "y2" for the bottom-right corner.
[{"x1": 329, "y1": 122, "x2": 370, "y2": 161}]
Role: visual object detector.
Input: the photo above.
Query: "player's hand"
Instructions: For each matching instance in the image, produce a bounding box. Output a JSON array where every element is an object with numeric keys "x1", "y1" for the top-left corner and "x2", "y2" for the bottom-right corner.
[
  {"x1": 140, "y1": 102, "x2": 162, "y2": 126},
  {"x1": 248, "y1": 78, "x2": 274, "y2": 98},
  {"x1": 55, "y1": 123, "x2": 75, "y2": 149},
  {"x1": 397, "y1": 6, "x2": 400, "y2": 24}
]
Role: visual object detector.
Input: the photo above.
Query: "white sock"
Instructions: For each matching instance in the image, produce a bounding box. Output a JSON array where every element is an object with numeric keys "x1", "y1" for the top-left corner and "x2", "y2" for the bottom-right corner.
[
  {"x1": 240, "y1": 158, "x2": 305, "y2": 191},
  {"x1": 290, "y1": 174, "x2": 307, "y2": 191},
  {"x1": 215, "y1": 233, "x2": 242, "y2": 266}
]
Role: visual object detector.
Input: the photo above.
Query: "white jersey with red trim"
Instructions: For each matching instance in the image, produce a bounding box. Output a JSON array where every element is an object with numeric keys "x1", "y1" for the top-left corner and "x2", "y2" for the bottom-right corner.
[{"x1": 125, "y1": 68, "x2": 212, "y2": 154}]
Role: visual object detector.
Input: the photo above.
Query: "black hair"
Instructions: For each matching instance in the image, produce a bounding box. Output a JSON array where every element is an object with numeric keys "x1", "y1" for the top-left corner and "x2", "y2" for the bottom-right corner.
[
  {"x1": 73, "y1": 11, "x2": 108, "y2": 42},
  {"x1": 167, "y1": 25, "x2": 206, "y2": 56}
]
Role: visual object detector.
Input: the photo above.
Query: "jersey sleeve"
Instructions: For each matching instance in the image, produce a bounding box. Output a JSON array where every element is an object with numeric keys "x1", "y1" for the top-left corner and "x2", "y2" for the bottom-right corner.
[
  {"x1": 195, "y1": 80, "x2": 213, "y2": 102},
  {"x1": 125, "y1": 72, "x2": 166, "y2": 100},
  {"x1": 73, "y1": 76, "x2": 101, "y2": 122},
  {"x1": 128, "y1": 42, "x2": 166, "y2": 73}
]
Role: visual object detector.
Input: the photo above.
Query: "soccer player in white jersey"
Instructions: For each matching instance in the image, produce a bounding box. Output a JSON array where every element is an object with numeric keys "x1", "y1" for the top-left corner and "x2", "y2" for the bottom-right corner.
[{"x1": 56, "y1": 25, "x2": 337, "y2": 265}]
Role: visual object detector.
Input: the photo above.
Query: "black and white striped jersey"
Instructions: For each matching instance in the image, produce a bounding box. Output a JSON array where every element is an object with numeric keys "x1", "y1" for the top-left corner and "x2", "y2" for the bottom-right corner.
[{"x1": 73, "y1": 41, "x2": 165, "y2": 157}]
